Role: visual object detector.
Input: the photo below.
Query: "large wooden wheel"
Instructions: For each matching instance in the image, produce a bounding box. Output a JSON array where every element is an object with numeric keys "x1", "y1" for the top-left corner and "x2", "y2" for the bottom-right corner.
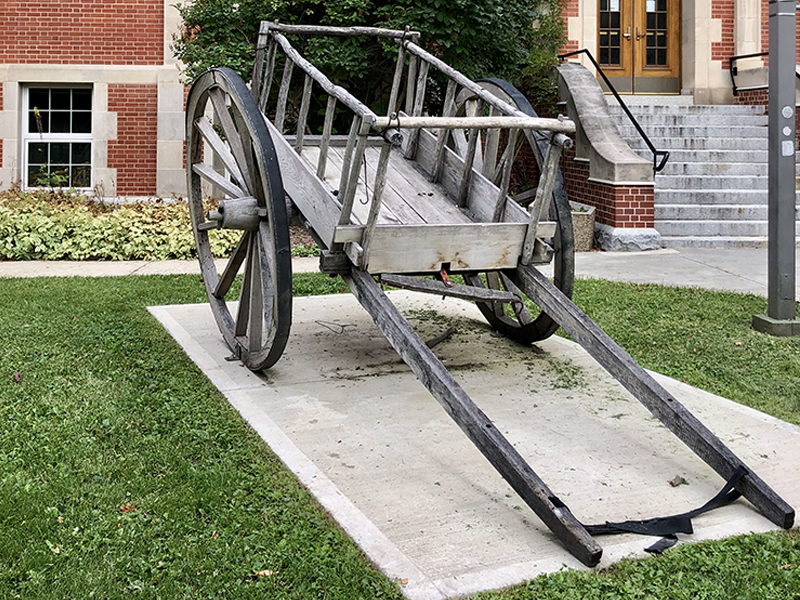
[
  {"x1": 186, "y1": 67, "x2": 292, "y2": 371},
  {"x1": 454, "y1": 78, "x2": 575, "y2": 344}
]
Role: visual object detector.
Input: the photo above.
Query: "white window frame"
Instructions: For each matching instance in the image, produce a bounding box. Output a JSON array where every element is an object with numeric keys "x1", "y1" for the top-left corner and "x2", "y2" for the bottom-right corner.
[{"x1": 21, "y1": 84, "x2": 93, "y2": 191}]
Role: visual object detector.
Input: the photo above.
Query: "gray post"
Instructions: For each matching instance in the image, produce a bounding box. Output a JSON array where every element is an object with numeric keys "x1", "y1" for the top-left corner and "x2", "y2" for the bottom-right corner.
[{"x1": 753, "y1": 0, "x2": 799, "y2": 336}]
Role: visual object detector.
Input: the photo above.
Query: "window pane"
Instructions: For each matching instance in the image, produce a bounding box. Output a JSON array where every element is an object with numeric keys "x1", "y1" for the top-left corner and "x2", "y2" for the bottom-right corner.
[
  {"x1": 72, "y1": 143, "x2": 91, "y2": 164},
  {"x1": 647, "y1": 13, "x2": 655, "y2": 29},
  {"x1": 610, "y1": 13, "x2": 619, "y2": 28},
  {"x1": 72, "y1": 166, "x2": 91, "y2": 188},
  {"x1": 50, "y1": 142, "x2": 70, "y2": 164},
  {"x1": 657, "y1": 12, "x2": 667, "y2": 29},
  {"x1": 29, "y1": 142, "x2": 48, "y2": 165},
  {"x1": 600, "y1": 12, "x2": 609, "y2": 28},
  {"x1": 610, "y1": 48, "x2": 620, "y2": 64},
  {"x1": 73, "y1": 89, "x2": 92, "y2": 111},
  {"x1": 29, "y1": 110, "x2": 49, "y2": 134},
  {"x1": 29, "y1": 165, "x2": 47, "y2": 186},
  {"x1": 657, "y1": 0, "x2": 667, "y2": 11},
  {"x1": 51, "y1": 89, "x2": 70, "y2": 110},
  {"x1": 600, "y1": 48, "x2": 609, "y2": 64},
  {"x1": 29, "y1": 89, "x2": 49, "y2": 110},
  {"x1": 51, "y1": 111, "x2": 70, "y2": 133},
  {"x1": 657, "y1": 49, "x2": 666, "y2": 65},
  {"x1": 72, "y1": 111, "x2": 91, "y2": 133}
]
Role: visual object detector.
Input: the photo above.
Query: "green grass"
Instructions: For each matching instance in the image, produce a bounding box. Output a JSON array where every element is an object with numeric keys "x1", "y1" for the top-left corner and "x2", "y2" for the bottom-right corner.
[{"x1": 1, "y1": 273, "x2": 799, "y2": 599}]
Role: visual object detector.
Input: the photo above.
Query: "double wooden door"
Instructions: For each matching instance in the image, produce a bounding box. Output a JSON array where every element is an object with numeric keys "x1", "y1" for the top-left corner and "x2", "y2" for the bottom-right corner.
[{"x1": 598, "y1": 0, "x2": 680, "y2": 93}]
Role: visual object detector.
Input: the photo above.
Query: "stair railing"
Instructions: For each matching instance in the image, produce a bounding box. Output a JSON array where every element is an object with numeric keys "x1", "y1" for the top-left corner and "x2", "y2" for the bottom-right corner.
[
  {"x1": 729, "y1": 51, "x2": 800, "y2": 96},
  {"x1": 558, "y1": 49, "x2": 669, "y2": 173}
]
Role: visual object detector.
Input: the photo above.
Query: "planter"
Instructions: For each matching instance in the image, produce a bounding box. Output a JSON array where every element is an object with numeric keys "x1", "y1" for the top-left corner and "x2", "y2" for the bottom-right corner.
[{"x1": 569, "y1": 201, "x2": 596, "y2": 252}]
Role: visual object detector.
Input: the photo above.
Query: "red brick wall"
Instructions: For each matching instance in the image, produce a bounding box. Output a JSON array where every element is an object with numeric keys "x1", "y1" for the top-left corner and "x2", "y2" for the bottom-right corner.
[
  {"x1": 108, "y1": 84, "x2": 158, "y2": 195},
  {"x1": 712, "y1": 0, "x2": 735, "y2": 69},
  {"x1": 0, "y1": 85, "x2": 3, "y2": 171},
  {"x1": 0, "y1": 1, "x2": 164, "y2": 65},
  {"x1": 561, "y1": 148, "x2": 654, "y2": 228},
  {"x1": 759, "y1": 0, "x2": 800, "y2": 64},
  {"x1": 560, "y1": 0, "x2": 580, "y2": 54}
]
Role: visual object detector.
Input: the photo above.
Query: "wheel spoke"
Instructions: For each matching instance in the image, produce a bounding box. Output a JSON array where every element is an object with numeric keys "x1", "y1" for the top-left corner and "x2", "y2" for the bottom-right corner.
[
  {"x1": 192, "y1": 162, "x2": 246, "y2": 199},
  {"x1": 230, "y1": 103, "x2": 264, "y2": 204},
  {"x1": 500, "y1": 272, "x2": 532, "y2": 325},
  {"x1": 209, "y1": 87, "x2": 253, "y2": 195},
  {"x1": 235, "y1": 234, "x2": 256, "y2": 338},
  {"x1": 214, "y1": 231, "x2": 250, "y2": 298},
  {"x1": 257, "y1": 229, "x2": 275, "y2": 335},
  {"x1": 194, "y1": 116, "x2": 247, "y2": 190},
  {"x1": 247, "y1": 236, "x2": 264, "y2": 353},
  {"x1": 485, "y1": 272, "x2": 505, "y2": 318}
]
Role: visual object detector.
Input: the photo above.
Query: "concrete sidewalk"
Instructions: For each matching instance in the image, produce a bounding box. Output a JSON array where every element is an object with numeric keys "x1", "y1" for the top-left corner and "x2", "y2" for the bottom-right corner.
[{"x1": 1, "y1": 248, "x2": 798, "y2": 299}]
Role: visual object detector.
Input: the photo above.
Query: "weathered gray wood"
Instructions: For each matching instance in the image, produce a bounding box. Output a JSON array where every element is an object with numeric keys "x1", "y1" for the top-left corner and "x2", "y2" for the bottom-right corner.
[
  {"x1": 192, "y1": 163, "x2": 245, "y2": 199},
  {"x1": 271, "y1": 32, "x2": 375, "y2": 120},
  {"x1": 265, "y1": 22, "x2": 415, "y2": 39},
  {"x1": 338, "y1": 116, "x2": 361, "y2": 216},
  {"x1": 522, "y1": 142, "x2": 562, "y2": 265},
  {"x1": 344, "y1": 268, "x2": 603, "y2": 567},
  {"x1": 374, "y1": 115, "x2": 575, "y2": 133},
  {"x1": 295, "y1": 74, "x2": 313, "y2": 153},
  {"x1": 380, "y1": 273, "x2": 523, "y2": 307},
  {"x1": 193, "y1": 117, "x2": 247, "y2": 193},
  {"x1": 404, "y1": 60, "x2": 430, "y2": 159},
  {"x1": 492, "y1": 128, "x2": 519, "y2": 222},
  {"x1": 274, "y1": 58, "x2": 294, "y2": 133},
  {"x1": 209, "y1": 87, "x2": 254, "y2": 195},
  {"x1": 511, "y1": 264, "x2": 795, "y2": 530},
  {"x1": 387, "y1": 43, "x2": 407, "y2": 116},
  {"x1": 339, "y1": 121, "x2": 372, "y2": 226},
  {"x1": 361, "y1": 141, "x2": 393, "y2": 266},
  {"x1": 214, "y1": 231, "x2": 249, "y2": 298},
  {"x1": 316, "y1": 96, "x2": 337, "y2": 180},
  {"x1": 259, "y1": 41, "x2": 278, "y2": 113},
  {"x1": 263, "y1": 117, "x2": 341, "y2": 247},
  {"x1": 431, "y1": 79, "x2": 457, "y2": 183},
  {"x1": 482, "y1": 106, "x2": 501, "y2": 180},
  {"x1": 251, "y1": 32, "x2": 268, "y2": 105},
  {"x1": 405, "y1": 54, "x2": 418, "y2": 116}
]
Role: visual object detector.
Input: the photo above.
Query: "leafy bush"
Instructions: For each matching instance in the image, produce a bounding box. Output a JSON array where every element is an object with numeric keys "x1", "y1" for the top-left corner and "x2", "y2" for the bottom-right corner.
[
  {"x1": 0, "y1": 190, "x2": 240, "y2": 261},
  {"x1": 173, "y1": 0, "x2": 565, "y2": 110}
]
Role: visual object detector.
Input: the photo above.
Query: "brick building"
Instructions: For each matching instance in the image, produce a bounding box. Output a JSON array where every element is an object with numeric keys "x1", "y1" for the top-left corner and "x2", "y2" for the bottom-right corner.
[
  {"x1": 561, "y1": 0, "x2": 799, "y2": 102},
  {"x1": 0, "y1": 0, "x2": 185, "y2": 197}
]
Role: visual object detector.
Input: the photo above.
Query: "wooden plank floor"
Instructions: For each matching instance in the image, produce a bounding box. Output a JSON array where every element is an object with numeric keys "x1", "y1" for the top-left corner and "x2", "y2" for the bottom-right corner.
[{"x1": 300, "y1": 144, "x2": 472, "y2": 227}]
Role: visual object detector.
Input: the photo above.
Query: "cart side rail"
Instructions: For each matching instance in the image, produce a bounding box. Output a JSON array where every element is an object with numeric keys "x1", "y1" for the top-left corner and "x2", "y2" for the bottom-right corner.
[{"x1": 251, "y1": 22, "x2": 575, "y2": 268}]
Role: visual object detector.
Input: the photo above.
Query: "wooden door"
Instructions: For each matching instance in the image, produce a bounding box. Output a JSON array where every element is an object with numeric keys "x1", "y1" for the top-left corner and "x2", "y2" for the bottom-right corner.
[{"x1": 598, "y1": 0, "x2": 680, "y2": 94}]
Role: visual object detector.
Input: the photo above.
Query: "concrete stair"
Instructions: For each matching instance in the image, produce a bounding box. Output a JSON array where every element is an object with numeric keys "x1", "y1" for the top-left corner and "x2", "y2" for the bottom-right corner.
[{"x1": 606, "y1": 100, "x2": 800, "y2": 248}]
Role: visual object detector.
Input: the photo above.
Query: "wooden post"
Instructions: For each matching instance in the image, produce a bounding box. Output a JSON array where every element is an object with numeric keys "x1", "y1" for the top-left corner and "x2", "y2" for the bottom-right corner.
[
  {"x1": 274, "y1": 58, "x2": 294, "y2": 133},
  {"x1": 404, "y1": 60, "x2": 430, "y2": 159},
  {"x1": 431, "y1": 79, "x2": 457, "y2": 183},
  {"x1": 360, "y1": 141, "x2": 393, "y2": 268},
  {"x1": 387, "y1": 42, "x2": 407, "y2": 116},
  {"x1": 317, "y1": 96, "x2": 337, "y2": 180},
  {"x1": 344, "y1": 268, "x2": 603, "y2": 567},
  {"x1": 338, "y1": 116, "x2": 361, "y2": 211},
  {"x1": 511, "y1": 264, "x2": 795, "y2": 530},
  {"x1": 295, "y1": 74, "x2": 313, "y2": 154},
  {"x1": 457, "y1": 100, "x2": 483, "y2": 207},
  {"x1": 521, "y1": 142, "x2": 562, "y2": 265},
  {"x1": 482, "y1": 106, "x2": 501, "y2": 180},
  {"x1": 339, "y1": 118, "x2": 373, "y2": 226},
  {"x1": 491, "y1": 128, "x2": 519, "y2": 222}
]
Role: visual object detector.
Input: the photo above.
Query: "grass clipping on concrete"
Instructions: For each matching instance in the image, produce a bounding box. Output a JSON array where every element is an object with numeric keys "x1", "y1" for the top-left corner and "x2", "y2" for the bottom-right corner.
[{"x1": 1, "y1": 273, "x2": 799, "y2": 599}]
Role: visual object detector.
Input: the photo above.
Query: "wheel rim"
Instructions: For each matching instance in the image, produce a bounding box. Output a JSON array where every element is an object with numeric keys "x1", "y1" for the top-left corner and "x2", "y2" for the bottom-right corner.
[
  {"x1": 186, "y1": 67, "x2": 292, "y2": 370},
  {"x1": 454, "y1": 78, "x2": 575, "y2": 344}
]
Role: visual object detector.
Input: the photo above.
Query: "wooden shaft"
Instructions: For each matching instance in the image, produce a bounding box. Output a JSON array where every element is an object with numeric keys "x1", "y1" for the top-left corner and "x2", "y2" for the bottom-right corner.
[
  {"x1": 264, "y1": 21, "x2": 417, "y2": 39},
  {"x1": 373, "y1": 115, "x2": 575, "y2": 133},
  {"x1": 522, "y1": 142, "x2": 562, "y2": 265},
  {"x1": 431, "y1": 79, "x2": 457, "y2": 183},
  {"x1": 511, "y1": 264, "x2": 795, "y2": 531},
  {"x1": 251, "y1": 31, "x2": 268, "y2": 104},
  {"x1": 457, "y1": 100, "x2": 482, "y2": 207},
  {"x1": 405, "y1": 54, "x2": 418, "y2": 116},
  {"x1": 344, "y1": 268, "x2": 603, "y2": 567},
  {"x1": 317, "y1": 96, "x2": 337, "y2": 180},
  {"x1": 274, "y1": 58, "x2": 294, "y2": 133},
  {"x1": 295, "y1": 74, "x2": 313, "y2": 153},
  {"x1": 271, "y1": 32, "x2": 375, "y2": 120},
  {"x1": 482, "y1": 106, "x2": 501, "y2": 180}
]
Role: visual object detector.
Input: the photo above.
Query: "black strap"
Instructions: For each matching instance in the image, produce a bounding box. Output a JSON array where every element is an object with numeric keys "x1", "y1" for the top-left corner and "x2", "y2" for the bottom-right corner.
[{"x1": 582, "y1": 467, "x2": 747, "y2": 553}]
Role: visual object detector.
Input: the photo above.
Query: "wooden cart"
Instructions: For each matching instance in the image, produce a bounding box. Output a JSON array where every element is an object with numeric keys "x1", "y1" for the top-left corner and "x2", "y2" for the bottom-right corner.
[{"x1": 185, "y1": 23, "x2": 793, "y2": 567}]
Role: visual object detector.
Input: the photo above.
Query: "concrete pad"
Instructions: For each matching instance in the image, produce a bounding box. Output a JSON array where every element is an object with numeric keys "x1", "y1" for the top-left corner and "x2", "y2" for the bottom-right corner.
[{"x1": 150, "y1": 292, "x2": 800, "y2": 599}]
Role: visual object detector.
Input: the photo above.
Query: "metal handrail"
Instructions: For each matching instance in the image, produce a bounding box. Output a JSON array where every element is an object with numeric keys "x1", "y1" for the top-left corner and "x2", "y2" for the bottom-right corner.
[
  {"x1": 729, "y1": 51, "x2": 800, "y2": 97},
  {"x1": 558, "y1": 48, "x2": 669, "y2": 172},
  {"x1": 729, "y1": 51, "x2": 768, "y2": 96}
]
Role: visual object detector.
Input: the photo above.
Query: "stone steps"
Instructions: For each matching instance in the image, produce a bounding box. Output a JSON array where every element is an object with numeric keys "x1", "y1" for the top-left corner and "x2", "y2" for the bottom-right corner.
[{"x1": 606, "y1": 102, "x2": 798, "y2": 248}]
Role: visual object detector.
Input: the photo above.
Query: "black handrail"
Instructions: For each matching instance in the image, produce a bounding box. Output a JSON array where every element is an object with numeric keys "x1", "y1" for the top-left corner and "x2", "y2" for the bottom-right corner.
[
  {"x1": 729, "y1": 51, "x2": 800, "y2": 97},
  {"x1": 557, "y1": 48, "x2": 669, "y2": 173},
  {"x1": 729, "y1": 51, "x2": 768, "y2": 96}
]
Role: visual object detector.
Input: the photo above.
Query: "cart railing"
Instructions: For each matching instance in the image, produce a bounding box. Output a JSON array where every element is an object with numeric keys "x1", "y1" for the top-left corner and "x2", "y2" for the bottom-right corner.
[{"x1": 252, "y1": 22, "x2": 575, "y2": 267}]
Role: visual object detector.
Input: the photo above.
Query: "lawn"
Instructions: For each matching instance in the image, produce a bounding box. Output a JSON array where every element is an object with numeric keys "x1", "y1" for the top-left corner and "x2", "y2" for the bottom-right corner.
[{"x1": 1, "y1": 272, "x2": 799, "y2": 599}]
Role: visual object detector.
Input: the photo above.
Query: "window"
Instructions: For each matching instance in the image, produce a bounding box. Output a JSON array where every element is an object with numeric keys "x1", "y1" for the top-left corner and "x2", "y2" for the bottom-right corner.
[{"x1": 23, "y1": 86, "x2": 92, "y2": 189}]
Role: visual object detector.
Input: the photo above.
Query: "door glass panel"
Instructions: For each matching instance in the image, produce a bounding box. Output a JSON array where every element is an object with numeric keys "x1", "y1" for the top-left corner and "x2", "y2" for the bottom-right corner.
[
  {"x1": 599, "y1": 0, "x2": 622, "y2": 66},
  {"x1": 645, "y1": 0, "x2": 668, "y2": 66}
]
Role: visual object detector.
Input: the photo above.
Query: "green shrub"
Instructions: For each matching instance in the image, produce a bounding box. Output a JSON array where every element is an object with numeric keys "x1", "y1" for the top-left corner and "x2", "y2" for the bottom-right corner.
[{"x1": 0, "y1": 190, "x2": 240, "y2": 261}]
